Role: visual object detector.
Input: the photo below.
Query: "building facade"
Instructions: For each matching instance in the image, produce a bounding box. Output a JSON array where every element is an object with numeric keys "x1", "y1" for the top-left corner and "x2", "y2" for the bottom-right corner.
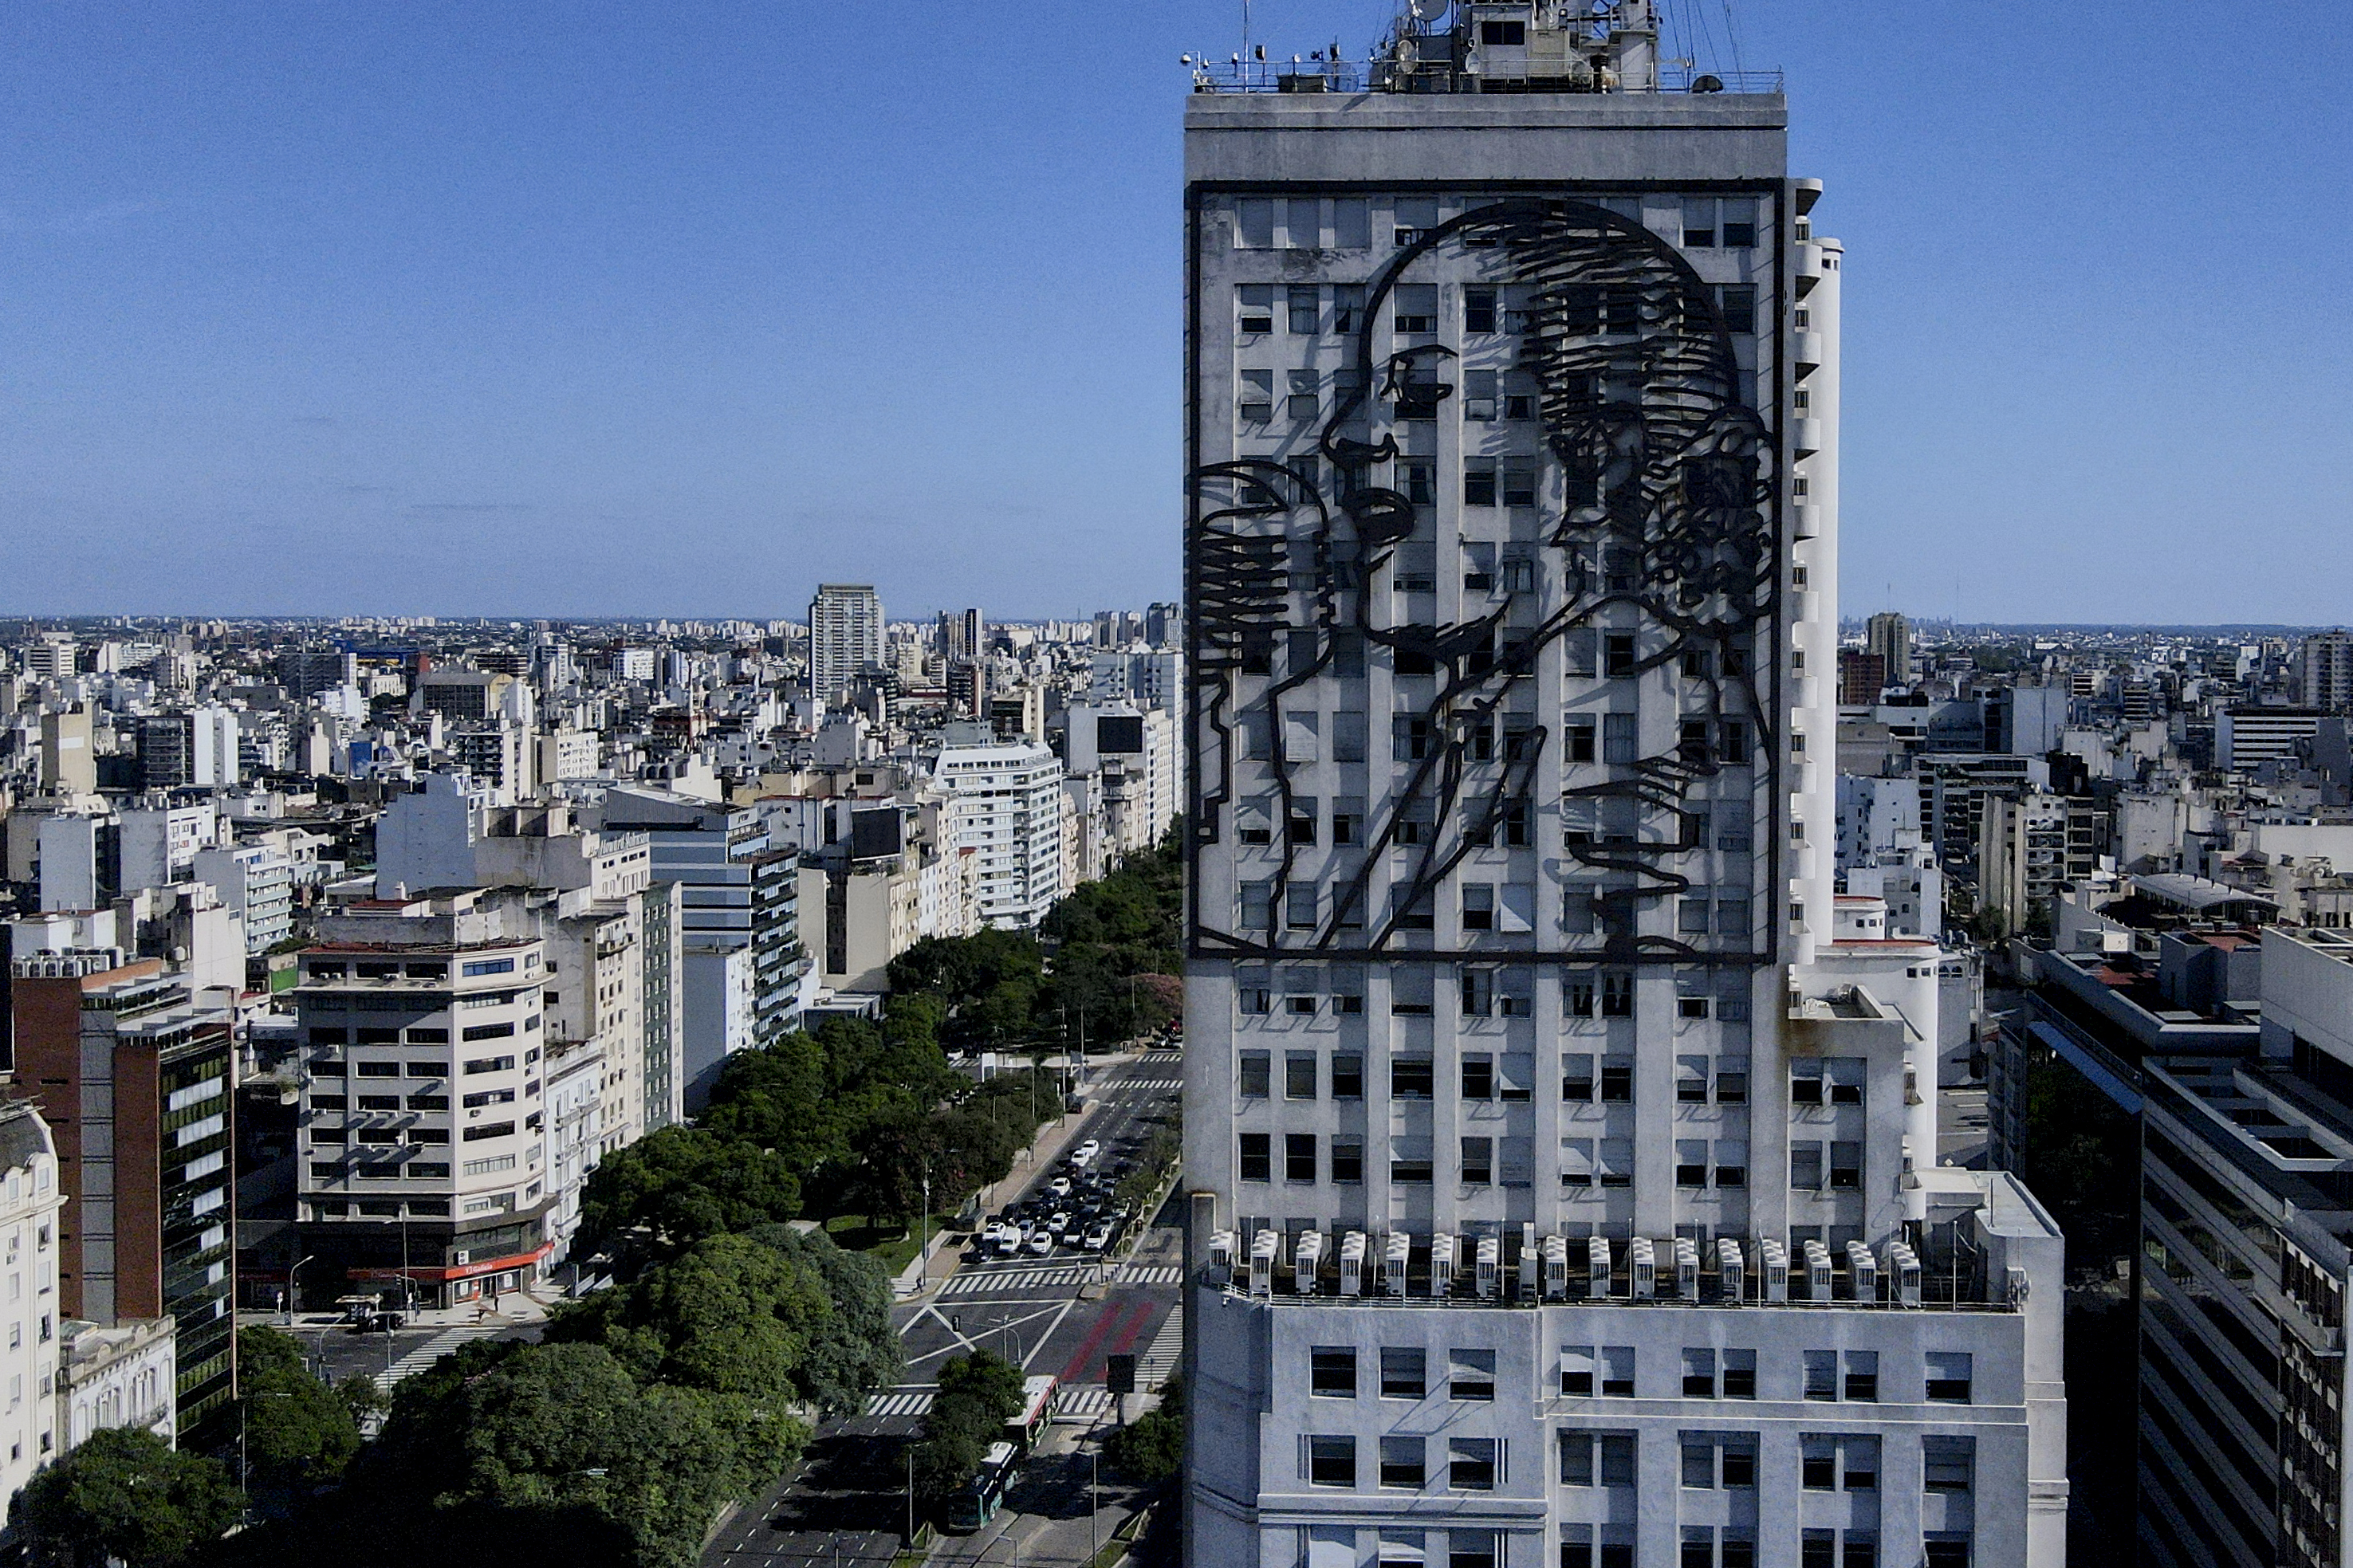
[
  {"x1": 809, "y1": 584, "x2": 884, "y2": 706},
  {"x1": 933, "y1": 739, "x2": 1067, "y2": 929},
  {"x1": 0, "y1": 1101, "x2": 65, "y2": 1511},
  {"x1": 8, "y1": 957, "x2": 234, "y2": 1439},
  {"x1": 1178, "y1": 8, "x2": 2065, "y2": 1566}
]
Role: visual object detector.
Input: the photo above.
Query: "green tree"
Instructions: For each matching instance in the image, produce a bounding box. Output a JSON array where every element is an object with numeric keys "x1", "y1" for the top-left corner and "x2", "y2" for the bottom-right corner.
[
  {"x1": 911, "y1": 1350, "x2": 1026, "y2": 1503},
  {"x1": 698, "y1": 1031, "x2": 843, "y2": 1173},
  {"x1": 575, "y1": 1126, "x2": 802, "y2": 1254},
  {"x1": 12, "y1": 1426, "x2": 241, "y2": 1568},
  {"x1": 1103, "y1": 1378, "x2": 1186, "y2": 1484},
  {"x1": 742, "y1": 1224, "x2": 903, "y2": 1418},
  {"x1": 547, "y1": 1232, "x2": 822, "y2": 1405},
  {"x1": 235, "y1": 1326, "x2": 362, "y2": 1497}
]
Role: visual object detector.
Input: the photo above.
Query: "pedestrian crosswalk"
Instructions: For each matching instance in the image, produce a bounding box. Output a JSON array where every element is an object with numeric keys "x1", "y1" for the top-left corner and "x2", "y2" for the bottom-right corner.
[
  {"x1": 372, "y1": 1322, "x2": 510, "y2": 1391},
  {"x1": 1053, "y1": 1385, "x2": 1112, "y2": 1423},
  {"x1": 1117, "y1": 1264, "x2": 1182, "y2": 1286},
  {"x1": 1137, "y1": 1305, "x2": 1183, "y2": 1388},
  {"x1": 864, "y1": 1388, "x2": 935, "y2": 1419},
  {"x1": 1123, "y1": 1077, "x2": 1182, "y2": 1091},
  {"x1": 940, "y1": 1263, "x2": 1098, "y2": 1298}
]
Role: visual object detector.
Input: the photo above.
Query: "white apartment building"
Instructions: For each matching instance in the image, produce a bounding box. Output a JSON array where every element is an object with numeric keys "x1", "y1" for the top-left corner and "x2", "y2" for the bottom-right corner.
[
  {"x1": 55, "y1": 1318, "x2": 175, "y2": 1453},
  {"x1": 0, "y1": 1102, "x2": 63, "y2": 1513},
  {"x1": 1178, "y1": 9, "x2": 2065, "y2": 1567},
  {"x1": 190, "y1": 841, "x2": 296, "y2": 955},
  {"x1": 809, "y1": 584, "x2": 884, "y2": 706},
  {"x1": 294, "y1": 892, "x2": 556, "y2": 1307},
  {"x1": 1066, "y1": 702, "x2": 1185, "y2": 859},
  {"x1": 933, "y1": 739, "x2": 1066, "y2": 929}
]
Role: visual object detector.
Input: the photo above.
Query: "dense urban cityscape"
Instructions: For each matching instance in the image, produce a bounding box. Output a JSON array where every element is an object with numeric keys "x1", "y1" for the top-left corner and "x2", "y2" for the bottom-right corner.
[{"x1": 1, "y1": 3, "x2": 2345, "y2": 1568}]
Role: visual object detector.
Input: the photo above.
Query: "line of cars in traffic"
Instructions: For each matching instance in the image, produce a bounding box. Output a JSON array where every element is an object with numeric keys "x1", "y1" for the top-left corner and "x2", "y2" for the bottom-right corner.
[{"x1": 981, "y1": 1137, "x2": 1139, "y2": 1260}]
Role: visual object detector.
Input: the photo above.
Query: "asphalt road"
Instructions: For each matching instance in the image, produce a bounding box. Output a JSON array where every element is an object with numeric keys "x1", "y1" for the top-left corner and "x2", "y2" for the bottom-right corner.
[{"x1": 706, "y1": 1051, "x2": 1185, "y2": 1568}]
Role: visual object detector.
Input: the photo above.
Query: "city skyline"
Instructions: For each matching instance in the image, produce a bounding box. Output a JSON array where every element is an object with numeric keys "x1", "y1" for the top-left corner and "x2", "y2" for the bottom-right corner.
[{"x1": 2, "y1": 2, "x2": 2347, "y2": 621}]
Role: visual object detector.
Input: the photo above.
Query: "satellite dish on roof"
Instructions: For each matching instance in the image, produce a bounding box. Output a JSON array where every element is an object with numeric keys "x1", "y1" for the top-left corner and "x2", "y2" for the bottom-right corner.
[
  {"x1": 1410, "y1": 0, "x2": 1450, "y2": 22},
  {"x1": 1690, "y1": 73, "x2": 1725, "y2": 92}
]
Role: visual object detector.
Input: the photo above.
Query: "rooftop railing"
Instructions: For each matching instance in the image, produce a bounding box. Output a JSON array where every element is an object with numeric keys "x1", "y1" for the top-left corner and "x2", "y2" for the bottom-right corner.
[{"x1": 1189, "y1": 59, "x2": 1782, "y2": 96}]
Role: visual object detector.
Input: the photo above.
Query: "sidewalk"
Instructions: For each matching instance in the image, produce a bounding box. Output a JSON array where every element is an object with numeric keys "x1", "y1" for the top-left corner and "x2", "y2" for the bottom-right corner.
[{"x1": 892, "y1": 1051, "x2": 1143, "y2": 1299}]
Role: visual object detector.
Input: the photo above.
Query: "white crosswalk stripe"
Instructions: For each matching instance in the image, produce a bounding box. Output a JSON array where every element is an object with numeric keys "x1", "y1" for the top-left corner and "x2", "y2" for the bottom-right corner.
[
  {"x1": 372, "y1": 1323, "x2": 510, "y2": 1391},
  {"x1": 1137, "y1": 1305, "x2": 1184, "y2": 1387},
  {"x1": 864, "y1": 1389, "x2": 935, "y2": 1419},
  {"x1": 940, "y1": 1264, "x2": 1094, "y2": 1298},
  {"x1": 1117, "y1": 1264, "x2": 1182, "y2": 1285},
  {"x1": 1124, "y1": 1078, "x2": 1182, "y2": 1090},
  {"x1": 1054, "y1": 1385, "x2": 1112, "y2": 1423}
]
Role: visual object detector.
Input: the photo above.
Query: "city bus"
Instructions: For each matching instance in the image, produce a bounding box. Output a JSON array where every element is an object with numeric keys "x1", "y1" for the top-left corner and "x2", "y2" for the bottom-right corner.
[
  {"x1": 942, "y1": 1440, "x2": 1018, "y2": 1534},
  {"x1": 1005, "y1": 1373, "x2": 1059, "y2": 1455}
]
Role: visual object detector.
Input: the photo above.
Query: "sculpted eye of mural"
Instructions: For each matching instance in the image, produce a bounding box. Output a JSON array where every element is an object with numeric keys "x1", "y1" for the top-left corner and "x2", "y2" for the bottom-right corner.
[{"x1": 1190, "y1": 195, "x2": 1778, "y2": 963}]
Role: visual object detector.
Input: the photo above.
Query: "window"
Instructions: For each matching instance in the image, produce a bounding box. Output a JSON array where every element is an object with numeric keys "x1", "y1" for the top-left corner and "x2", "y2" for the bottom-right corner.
[
  {"x1": 1676, "y1": 1140, "x2": 1710, "y2": 1188},
  {"x1": 1311, "y1": 1347, "x2": 1357, "y2": 1397},
  {"x1": 1461, "y1": 1138, "x2": 1493, "y2": 1185},
  {"x1": 1604, "y1": 634, "x2": 1637, "y2": 678},
  {"x1": 1791, "y1": 1062, "x2": 1824, "y2": 1105},
  {"x1": 1924, "y1": 1436, "x2": 1974, "y2": 1493},
  {"x1": 1393, "y1": 1057, "x2": 1435, "y2": 1098},
  {"x1": 1829, "y1": 1142, "x2": 1863, "y2": 1190},
  {"x1": 1559, "y1": 1346, "x2": 1595, "y2": 1396},
  {"x1": 1602, "y1": 713, "x2": 1638, "y2": 765},
  {"x1": 1464, "y1": 462, "x2": 1497, "y2": 507},
  {"x1": 1391, "y1": 1143, "x2": 1435, "y2": 1185},
  {"x1": 356, "y1": 1062, "x2": 399, "y2": 1079},
  {"x1": 1286, "y1": 1052, "x2": 1318, "y2": 1098},
  {"x1": 1449, "y1": 1438, "x2": 1497, "y2": 1491},
  {"x1": 1286, "y1": 1134, "x2": 1317, "y2": 1183},
  {"x1": 462, "y1": 1021, "x2": 515, "y2": 1042},
  {"x1": 1599, "y1": 1058, "x2": 1634, "y2": 1102},
  {"x1": 1804, "y1": 1352, "x2": 1840, "y2": 1401},
  {"x1": 1238, "y1": 367, "x2": 1274, "y2": 422},
  {"x1": 1288, "y1": 285, "x2": 1319, "y2": 334},
  {"x1": 1925, "y1": 1351, "x2": 1973, "y2": 1404},
  {"x1": 1288, "y1": 367, "x2": 1320, "y2": 423},
  {"x1": 1238, "y1": 1134, "x2": 1271, "y2": 1181},
  {"x1": 1331, "y1": 1138, "x2": 1365, "y2": 1184},
  {"x1": 1602, "y1": 973, "x2": 1634, "y2": 1017},
  {"x1": 1239, "y1": 1052, "x2": 1271, "y2": 1098},
  {"x1": 461, "y1": 957, "x2": 515, "y2": 977},
  {"x1": 1332, "y1": 1055, "x2": 1364, "y2": 1098},
  {"x1": 1450, "y1": 1349, "x2": 1496, "y2": 1401},
  {"x1": 1682, "y1": 1348, "x2": 1716, "y2": 1398},
  {"x1": 1462, "y1": 1053, "x2": 1495, "y2": 1098},
  {"x1": 1923, "y1": 1543, "x2": 1969, "y2": 1568},
  {"x1": 1565, "y1": 717, "x2": 1596, "y2": 764},
  {"x1": 1682, "y1": 198, "x2": 1717, "y2": 248},
  {"x1": 1379, "y1": 1435, "x2": 1426, "y2": 1488},
  {"x1": 1502, "y1": 466, "x2": 1536, "y2": 507},
  {"x1": 1843, "y1": 1351, "x2": 1879, "y2": 1402},
  {"x1": 1464, "y1": 368, "x2": 1497, "y2": 419},
  {"x1": 1562, "y1": 1055, "x2": 1595, "y2": 1102},
  {"x1": 1600, "y1": 1346, "x2": 1635, "y2": 1397},
  {"x1": 1239, "y1": 882, "x2": 1273, "y2": 931},
  {"x1": 1238, "y1": 284, "x2": 1273, "y2": 332},
  {"x1": 1677, "y1": 1058, "x2": 1710, "y2": 1102},
  {"x1": 1395, "y1": 715, "x2": 1434, "y2": 760},
  {"x1": 1479, "y1": 18, "x2": 1525, "y2": 44},
  {"x1": 1560, "y1": 1432, "x2": 1636, "y2": 1487},
  {"x1": 462, "y1": 1122, "x2": 514, "y2": 1142},
  {"x1": 1462, "y1": 883, "x2": 1496, "y2": 931},
  {"x1": 1381, "y1": 1347, "x2": 1427, "y2": 1400},
  {"x1": 1721, "y1": 1350, "x2": 1756, "y2": 1399},
  {"x1": 1307, "y1": 1435, "x2": 1356, "y2": 1487},
  {"x1": 1718, "y1": 285, "x2": 1757, "y2": 334},
  {"x1": 1286, "y1": 994, "x2": 1317, "y2": 1016},
  {"x1": 1394, "y1": 285, "x2": 1438, "y2": 334}
]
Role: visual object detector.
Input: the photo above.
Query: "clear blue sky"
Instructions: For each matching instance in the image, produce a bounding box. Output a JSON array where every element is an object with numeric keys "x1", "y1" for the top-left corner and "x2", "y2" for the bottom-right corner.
[{"x1": 2, "y1": 2, "x2": 2346, "y2": 623}]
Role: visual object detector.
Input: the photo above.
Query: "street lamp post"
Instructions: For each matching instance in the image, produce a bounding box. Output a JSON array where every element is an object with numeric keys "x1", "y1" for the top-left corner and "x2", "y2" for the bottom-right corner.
[{"x1": 284, "y1": 1254, "x2": 315, "y2": 1326}]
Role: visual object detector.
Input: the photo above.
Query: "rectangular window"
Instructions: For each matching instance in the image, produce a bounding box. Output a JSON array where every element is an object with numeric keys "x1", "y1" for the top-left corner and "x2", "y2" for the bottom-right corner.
[
  {"x1": 1332, "y1": 1055, "x2": 1364, "y2": 1098},
  {"x1": 1464, "y1": 463, "x2": 1497, "y2": 507},
  {"x1": 355, "y1": 1062, "x2": 399, "y2": 1079},
  {"x1": 461, "y1": 1122, "x2": 514, "y2": 1142},
  {"x1": 1311, "y1": 1347, "x2": 1357, "y2": 1397},
  {"x1": 1804, "y1": 1352, "x2": 1840, "y2": 1401},
  {"x1": 1239, "y1": 1052, "x2": 1271, "y2": 1098},
  {"x1": 1925, "y1": 1352, "x2": 1974, "y2": 1404},
  {"x1": 461, "y1": 1021, "x2": 515, "y2": 1042},
  {"x1": 1237, "y1": 367, "x2": 1274, "y2": 422},
  {"x1": 1285, "y1": 1134, "x2": 1317, "y2": 1183},
  {"x1": 1463, "y1": 368, "x2": 1497, "y2": 420},
  {"x1": 1682, "y1": 1348, "x2": 1716, "y2": 1398},
  {"x1": 1843, "y1": 1351, "x2": 1879, "y2": 1402},
  {"x1": 1604, "y1": 634, "x2": 1637, "y2": 679},
  {"x1": 1599, "y1": 1058, "x2": 1634, "y2": 1102},
  {"x1": 1565, "y1": 718, "x2": 1596, "y2": 764},
  {"x1": 1379, "y1": 1434, "x2": 1426, "y2": 1489},
  {"x1": 1602, "y1": 713, "x2": 1638, "y2": 766},
  {"x1": 1718, "y1": 285, "x2": 1757, "y2": 334},
  {"x1": 1380, "y1": 1346, "x2": 1428, "y2": 1401},
  {"x1": 1239, "y1": 986, "x2": 1272, "y2": 1016},
  {"x1": 1331, "y1": 1138, "x2": 1364, "y2": 1184},
  {"x1": 1392, "y1": 1057, "x2": 1435, "y2": 1098},
  {"x1": 1239, "y1": 882, "x2": 1273, "y2": 931},
  {"x1": 1238, "y1": 1134, "x2": 1272, "y2": 1181},
  {"x1": 1285, "y1": 883, "x2": 1318, "y2": 930},
  {"x1": 1791, "y1": 1143, "x2": 1824, "y2": 1189},
  {"x1": 1394, "y1": 284, "x2": 1438, "y2": 335},
  {"x1": 1682, "y1": 198, "x2": 1717, "y2": 248},
  {"x1": 1449, "y1": 1437, "x2": 1497, "y2": 1491},
  {"x1": 1307, "y1": 1435, "x2": 1356, "y2": 1488},
  {"x1": 1561, "y1": 1055, "x2": 1595, "y2": 1102},
  {"x1": 1602, "y1": 973, "x2": 1634, "y2": 1017},
  {"x1": 1924, "y1": 1437, "x2": 1974, "y2": 1493},
  {"x1": 1460, "y1": 1138, "x2": 1493, "y2": 1185},
  {"x1": 1450, "y1": 1349, "x2": 1496, "y2": 1402},
  {"x1": 1722, "y1": 1350, "x2": 1757, "y2": 1399},
  {"x1": 1829, "y1": 1142, "x2": 1863, "y2": 1190},
  {"x1": 1288, "y1": 285, "x2": 1320, "y2": 334},
  {"x1": 1675, "y1": 1139, "x2": 1709, "y2": 1188},
  {"x1": 1284, "y1": 1051, "x2": 1318, "y2": 1098},
  {"x1": 1462, "y1": 1053, "x2": 1495, "y2": 1098}
]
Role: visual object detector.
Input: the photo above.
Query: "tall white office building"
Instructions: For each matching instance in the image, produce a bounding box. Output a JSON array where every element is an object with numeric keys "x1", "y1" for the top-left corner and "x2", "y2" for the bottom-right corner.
[
  {"x1": 809, "y1": 583, "x2": 884, "y2": 706},
  {"x1": 1178, "y1": 7, "x2": 2066, "y2": 1567}
]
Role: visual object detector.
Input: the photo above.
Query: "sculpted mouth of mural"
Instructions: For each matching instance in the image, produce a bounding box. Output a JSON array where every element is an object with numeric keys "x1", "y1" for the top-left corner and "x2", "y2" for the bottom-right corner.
[{"x1": 1192, "y1": 195, "x2": 1778, "y2": 962}]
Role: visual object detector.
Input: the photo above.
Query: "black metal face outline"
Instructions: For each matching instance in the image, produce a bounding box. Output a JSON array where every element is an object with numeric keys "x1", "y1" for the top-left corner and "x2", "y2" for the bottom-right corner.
[{"x1": 1191, "y1": 195, "x2": 1778, "y2": 966}]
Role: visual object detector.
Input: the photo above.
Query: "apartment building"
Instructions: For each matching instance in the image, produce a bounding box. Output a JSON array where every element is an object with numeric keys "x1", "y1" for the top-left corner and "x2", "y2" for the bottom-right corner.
[
  {"x1": 1178, "y1": 7, "x2": 2065, "y2": 1566},
  {"x1": 0, "y1": 1101, "x2": 65, "y2": 1509},
  {"x1": 809, "y1": 584, "x2": 884, "y2": 706},
  {"x1": 9, "y1": 956, "x2": 233, "y2": 1438},
  {"x1": 933, "y1": 738, "x2": 1067, "y2": 929},
  {"x1": 293, "y1": 893, "x2": 553, "y2": 1307}
]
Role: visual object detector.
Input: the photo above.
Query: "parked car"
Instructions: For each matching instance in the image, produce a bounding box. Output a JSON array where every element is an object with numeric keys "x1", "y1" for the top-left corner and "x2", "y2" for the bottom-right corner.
[
  {"x1": 1082, "y1": 1222, "x2": 1114, "y2": 1252},
  {"x1": 1047, "y1": 1177, "x2": 1073, "y2": 1198},
  {"x1": 1026, "y1": 1230, "x2": 1054, "y2": 1257}
]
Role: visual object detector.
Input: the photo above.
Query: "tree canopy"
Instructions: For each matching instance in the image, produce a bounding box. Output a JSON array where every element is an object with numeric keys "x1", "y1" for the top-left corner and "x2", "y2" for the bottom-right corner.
[{"x1": 11, "y1": 1426, "x2": 241, "y2": 1568}]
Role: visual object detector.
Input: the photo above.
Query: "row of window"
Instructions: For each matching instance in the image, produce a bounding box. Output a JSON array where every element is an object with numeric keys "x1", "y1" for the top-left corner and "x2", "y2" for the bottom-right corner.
[
  {"x1": 1230, "y1": 193, "x2": 1765, "y2": 253},
  {"x1": 310, "y1": 1050, "x2": 536, "y2": 1077},
  {"x1": 1296, "y1": 1428, "x2": 1970, "y2": 1496},
  {"x1": 1300, "y1": 1343, "x2": 1973, "y2": 1407},
  {"x1": 1235, "y1": 281, "x2": 1761, "y2": 343},
  {"x1": 305, "y1": 954, "x2": 527, "y2": 982},
  {"x1": 309, "y1": 1018, "x2": 535, "y2": 1043},
  {"x1": 1233, "y1": 1050, "x2": 1847, "y2": 1109}
]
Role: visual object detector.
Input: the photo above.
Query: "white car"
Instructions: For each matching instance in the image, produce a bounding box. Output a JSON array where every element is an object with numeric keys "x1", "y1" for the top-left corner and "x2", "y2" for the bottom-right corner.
[
  {"x1": 1076, "y1": 1139, "x2": 1102, "y2": 1161},
  {"x1": 1082, "y1": 1223, "x2": 1114, "y2": 1252},
  {"x1": 1026, "y1": 1230, "x2": 1054, "y2": 1257},
  {"x1": 993, "y1": 1225, "x2": 1024, "y2": 1257},
  {"x1": 1046, "y1": 1210, "x2": 1073, "y2": 1236},
  {"x1": 1047, "y1": 1177, "x2": 1073, "y2": 1197}
]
